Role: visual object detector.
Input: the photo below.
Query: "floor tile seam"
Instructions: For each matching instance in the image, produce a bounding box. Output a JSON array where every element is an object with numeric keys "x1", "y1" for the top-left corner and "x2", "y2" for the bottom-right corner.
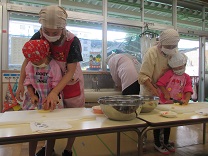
[{"x1": 96, "y1": 135, "x2": 116, "y2": 156}]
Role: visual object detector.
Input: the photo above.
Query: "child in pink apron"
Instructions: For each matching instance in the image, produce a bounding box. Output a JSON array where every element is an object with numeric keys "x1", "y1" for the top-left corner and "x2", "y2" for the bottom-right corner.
[
  {"x1": 154, "y1": 53, "x2": 193, "y2": 154},
  {"x1": 22, "y1": 39, "x2": 63, "y2": 156},
  {"x1": 157, "y1": 53, "x2": 193, "y2": 104}
]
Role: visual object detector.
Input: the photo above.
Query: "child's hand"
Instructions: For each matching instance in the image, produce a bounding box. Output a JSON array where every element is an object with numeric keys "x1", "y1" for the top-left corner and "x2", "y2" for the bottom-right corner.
[
  {"x1": 43, "y1": 91, "x2": 59, "y2": 110},
  {"x1": 31, "y1": 95, "x2": 39, "y2": 105},
  {"x1": 181, "y1": 99, "x2": 188, "y2": 105},
  {"x1": 164, "y1": 92, "x2": 171, "y2": 100},
  {"x1": 16, "y1": 84, "x2": 25, "y2": 102}
]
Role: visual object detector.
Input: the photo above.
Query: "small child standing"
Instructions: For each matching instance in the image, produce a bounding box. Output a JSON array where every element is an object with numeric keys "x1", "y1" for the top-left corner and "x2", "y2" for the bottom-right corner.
[
  {"x1": 22, "y1": 39, "x2": 63, "y2": 156},
  {"x1": 154, "y1": 52, "x2": 193, "y2": 154},
  {"x1": 157, "y1": 52, "x2": 193, "y2": 105}
]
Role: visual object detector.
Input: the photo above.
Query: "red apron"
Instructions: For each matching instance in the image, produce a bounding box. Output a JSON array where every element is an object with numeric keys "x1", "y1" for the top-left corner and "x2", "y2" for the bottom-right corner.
[{"x1": 49, "y1": 33, "x2": 85, "y2": 108}]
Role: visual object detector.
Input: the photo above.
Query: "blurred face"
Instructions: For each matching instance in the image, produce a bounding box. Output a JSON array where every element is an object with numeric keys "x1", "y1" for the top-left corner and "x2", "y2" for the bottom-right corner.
[
  {"x1": 32, "y1": 59, "x2": 45, "y2": 66},
  {"x1": 172, "y1": 64, "x2": 186, "y2": 75},
  {"x1": 172, "y1": 64, "x2": 186, "y2": 71},
  {"x1": 162, "y1": 45, "x2": 177, "y2": 49},
  {"x1": 42, "y1": 27, "x2": 63, "y2": 42},
  {"x1": 42, "y1": 27, "x2": 62, "y2": 37},
  {"x1": 161, "y1": 44, "x2": 178, "y2": 56},
  {"x1": 31, "y1": 57, "x2": 48, "y2": 68}
]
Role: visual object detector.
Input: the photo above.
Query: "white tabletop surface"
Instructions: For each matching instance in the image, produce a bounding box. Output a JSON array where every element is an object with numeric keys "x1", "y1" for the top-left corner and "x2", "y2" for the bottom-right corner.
[
  {"x1": 138, "y1": 102, "x2": 208, "y2": 127},
  {"x1": 0, "y1": 108, "x2": 147, "y2": 144}
]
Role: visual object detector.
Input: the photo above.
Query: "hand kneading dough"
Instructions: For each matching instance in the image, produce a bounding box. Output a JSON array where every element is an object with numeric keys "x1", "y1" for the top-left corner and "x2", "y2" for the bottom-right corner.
[{"x1": 37, "y1": 109, "x2": 50, "y2": 113}]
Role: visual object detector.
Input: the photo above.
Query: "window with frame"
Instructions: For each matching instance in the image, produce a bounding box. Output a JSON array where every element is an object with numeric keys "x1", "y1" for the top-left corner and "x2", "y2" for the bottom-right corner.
[
  {"x1": 8, "y1": 12, "x2": 103, "y2": 71},
  {"x1": 178, "y1": 38, "x2": 199, "y2": 76},
  {"x1": 107, "y1": 24, "x2": 142, "y2": 68}
]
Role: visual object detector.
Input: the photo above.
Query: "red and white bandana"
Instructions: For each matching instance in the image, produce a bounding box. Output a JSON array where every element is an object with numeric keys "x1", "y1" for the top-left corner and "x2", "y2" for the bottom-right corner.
[{"x1": 22, "y1": 39, "x2": 50, "y2": 62}]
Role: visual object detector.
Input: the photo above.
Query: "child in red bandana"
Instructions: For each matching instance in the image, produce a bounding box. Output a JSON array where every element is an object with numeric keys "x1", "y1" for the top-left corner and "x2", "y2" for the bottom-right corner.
[
  {"x1": 22, "y1": 39, "x2": 63, "y2": 156},
  {"x1": 22, "y1": 39, "x2": 63, "y2": 110}
]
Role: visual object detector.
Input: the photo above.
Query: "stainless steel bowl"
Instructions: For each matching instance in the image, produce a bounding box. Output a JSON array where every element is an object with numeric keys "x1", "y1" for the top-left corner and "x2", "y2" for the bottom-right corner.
[
  {"x1": 98, "y1": 95, "x2": 143, "y2": 121},
  {"x1": 124, "y1": 95, "x2": 159, "y2": 113},
  {"x1": 139, "y1": 95, "x2": 159, "y2": 113}
]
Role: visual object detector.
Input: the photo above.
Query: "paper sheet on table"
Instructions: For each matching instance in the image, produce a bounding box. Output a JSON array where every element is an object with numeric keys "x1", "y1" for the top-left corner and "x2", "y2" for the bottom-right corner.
[
  {"x1": 156, "y1": 103, "x2": 208, "y2": 114},
  {"x1": 30, "y1": 120, "x2": 72, "y2": 133}
]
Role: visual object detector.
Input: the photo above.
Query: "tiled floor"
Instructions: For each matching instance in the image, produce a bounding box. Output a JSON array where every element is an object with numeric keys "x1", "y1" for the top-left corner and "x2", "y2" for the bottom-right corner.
[{"x1": 0, "y1": 124, "x2": 208, "y2": 156}]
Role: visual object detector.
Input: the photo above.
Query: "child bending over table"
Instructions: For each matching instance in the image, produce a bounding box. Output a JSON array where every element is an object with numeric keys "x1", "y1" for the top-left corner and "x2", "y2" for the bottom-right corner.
[
  {"x1": 155, "y1": 52, "x2": 193, "y2": 154},
  {"x1": 22, "y1": 39, "x2": 63, "y2": 156}
]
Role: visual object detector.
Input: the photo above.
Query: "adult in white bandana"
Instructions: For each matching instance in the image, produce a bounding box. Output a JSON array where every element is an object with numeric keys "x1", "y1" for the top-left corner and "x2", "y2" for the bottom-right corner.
[
  {"x1": 138, "y1": 29, "x2": 180, "y2": 96},
  {"x1": 159, "y1": 29, "x2": 180, "y2": 57},
  {"x1": 138, "y1": 29, "x2": 180, "y2": 154}
]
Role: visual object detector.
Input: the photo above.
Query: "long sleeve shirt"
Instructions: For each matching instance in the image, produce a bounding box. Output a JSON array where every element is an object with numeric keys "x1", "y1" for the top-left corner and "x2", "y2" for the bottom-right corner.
[
  {"x1": 107, "y1": 53, "x2": 141, "y2": 91},
  {"x1": 138, "y1": 46, "x2": 169, "y2": 96}
]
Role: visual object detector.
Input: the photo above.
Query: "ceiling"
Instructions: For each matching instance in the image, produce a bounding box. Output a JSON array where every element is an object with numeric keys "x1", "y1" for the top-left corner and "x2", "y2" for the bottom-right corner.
[{"x1": 8, "y1": 0, "x2": 208, "y2": 31}]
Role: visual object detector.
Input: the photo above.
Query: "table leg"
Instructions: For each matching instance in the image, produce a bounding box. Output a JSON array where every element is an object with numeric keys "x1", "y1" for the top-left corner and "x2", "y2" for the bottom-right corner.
[
  {"x1": 138, "y1": 134, "x2": 143, "y2": 156},
  {"x1": 117, "y1": 132, "x2": 120, "y2": 156},
  {"x1": 203, "y1": 123, "x2": 206, "y2": 144},
  {"x1": 138, "y1": 128, "x2": 147, "y2": 156}
]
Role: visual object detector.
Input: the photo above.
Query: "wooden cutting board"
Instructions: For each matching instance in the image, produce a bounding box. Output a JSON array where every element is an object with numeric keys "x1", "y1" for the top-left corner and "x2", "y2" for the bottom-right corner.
[
  {"x1": 0, "y1": 108, "x2": 96, "y2": 125},
  {"x1": 156, "y1": 102, "x2": 208, "y2": 114}
]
